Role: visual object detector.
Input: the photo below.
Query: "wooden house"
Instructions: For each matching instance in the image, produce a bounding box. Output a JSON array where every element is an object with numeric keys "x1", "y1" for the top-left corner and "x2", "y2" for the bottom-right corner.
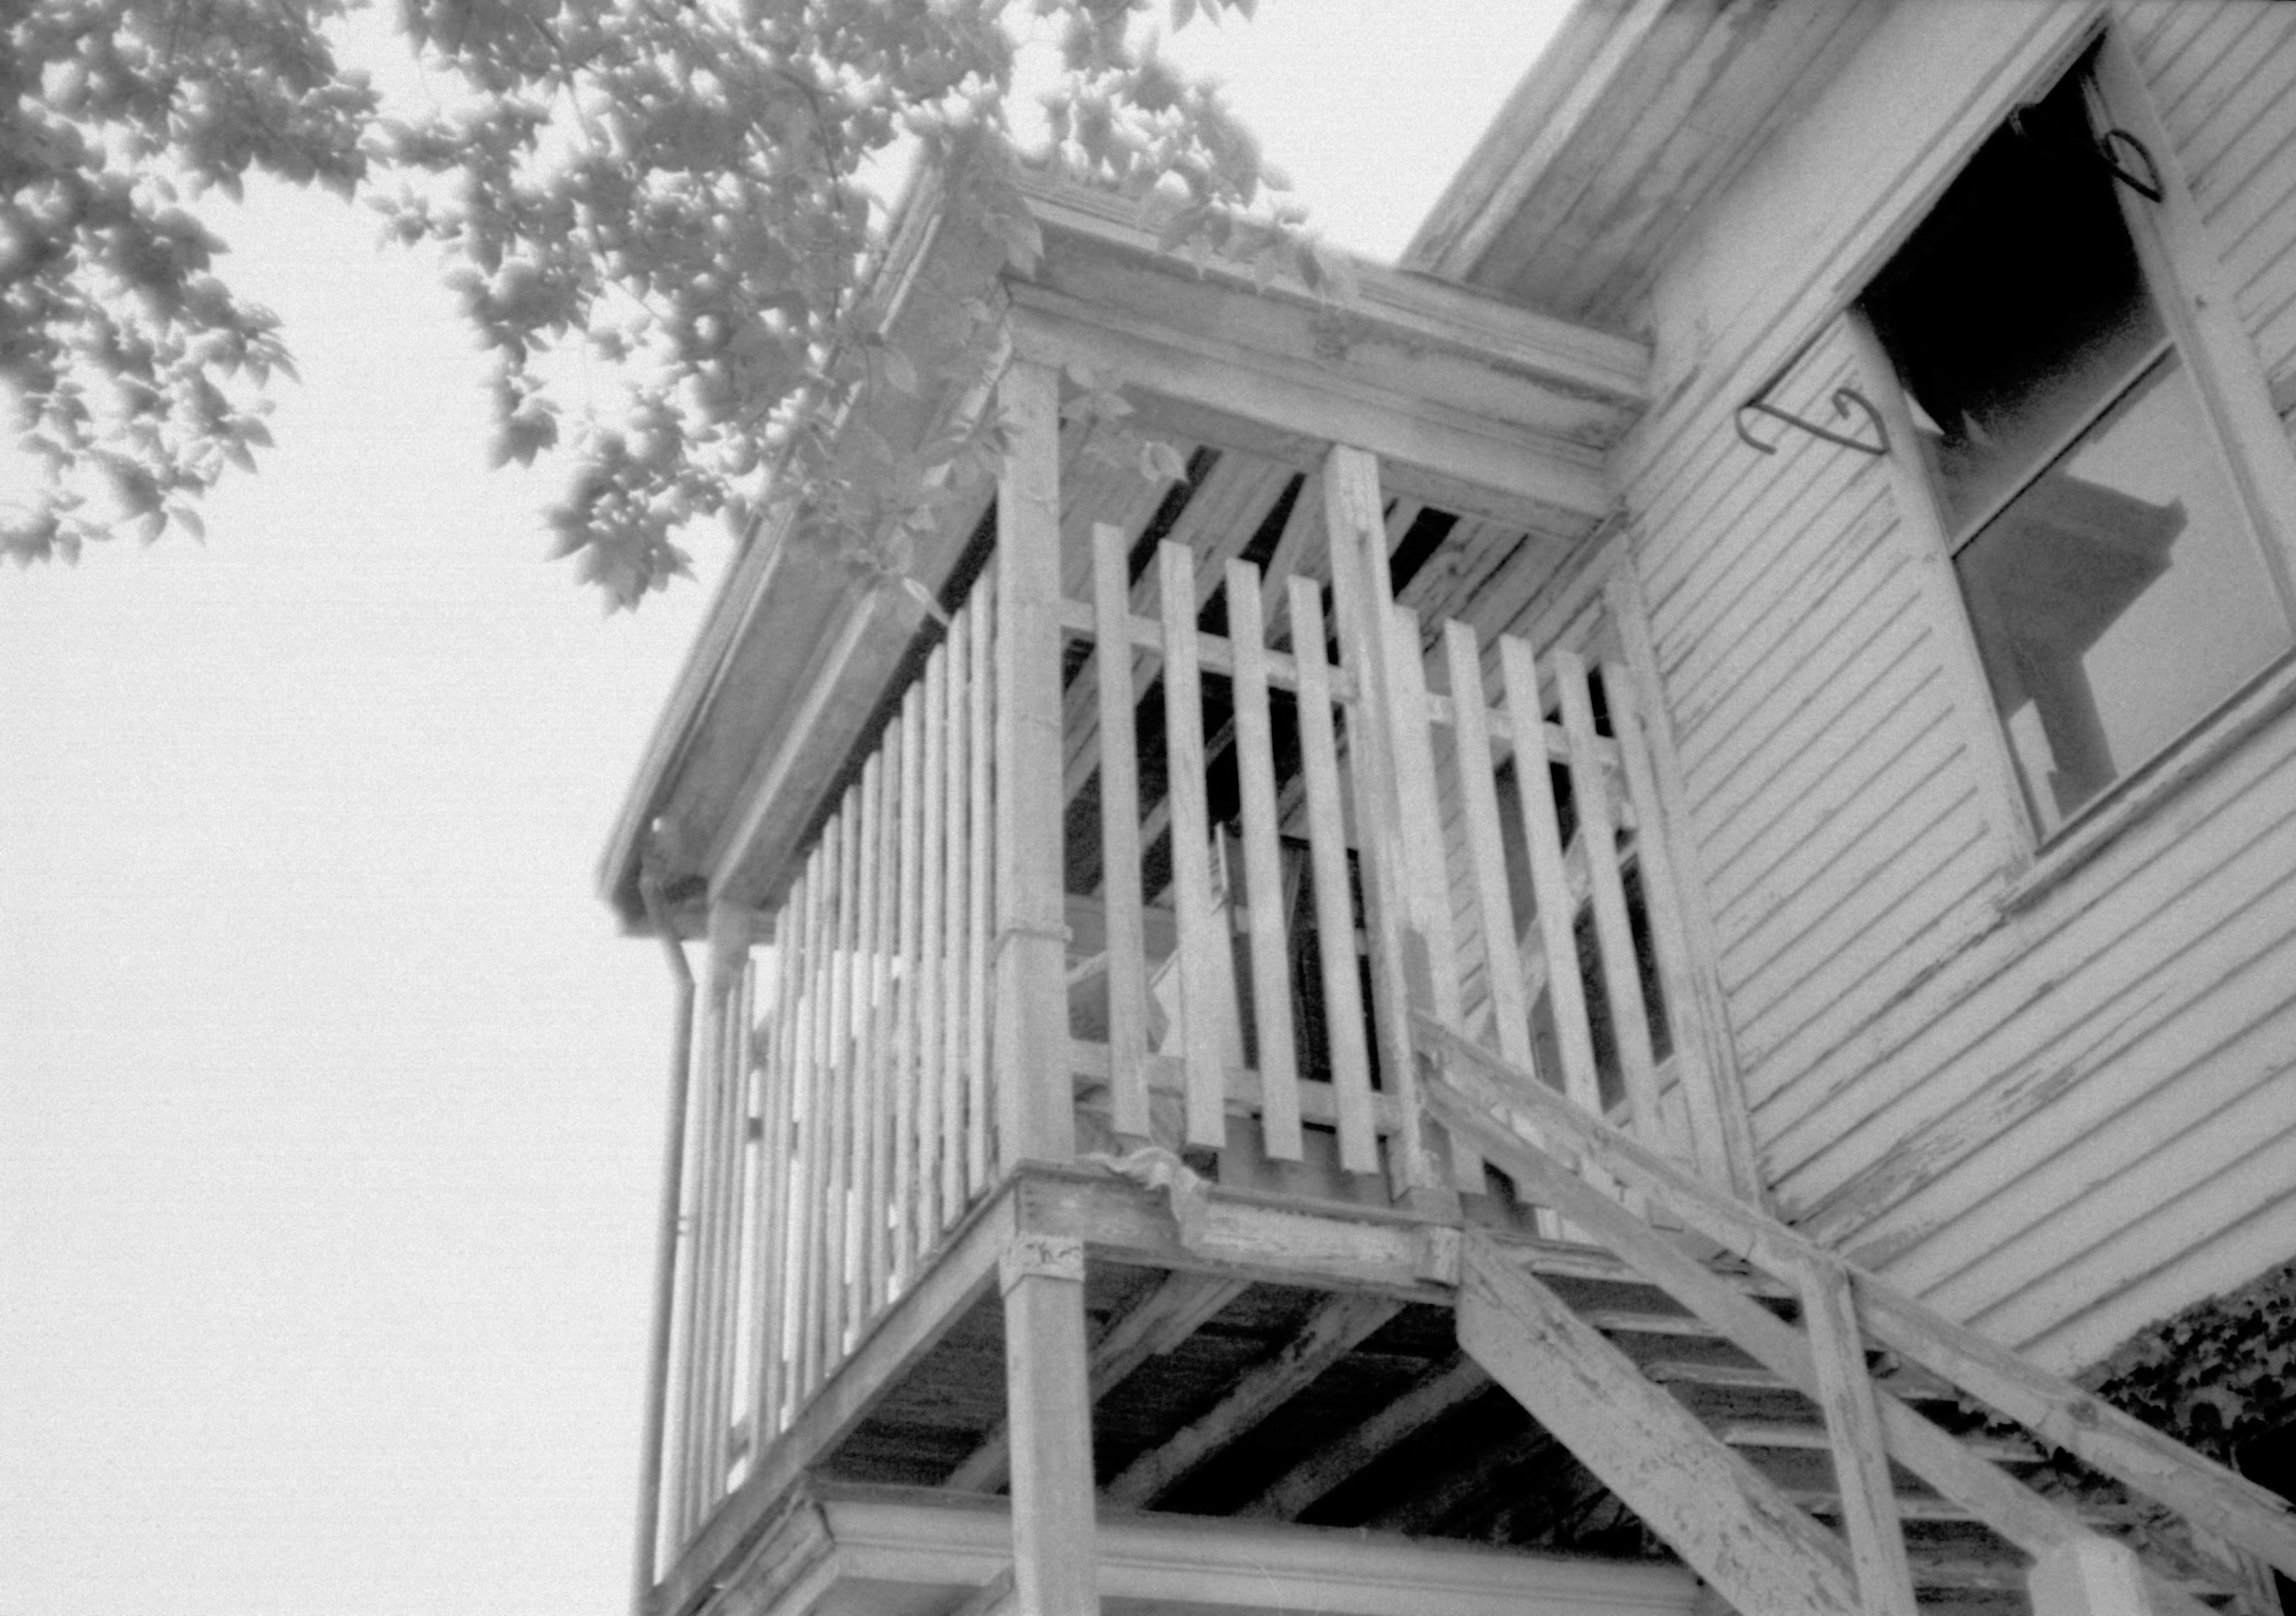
[{"x1": 600, "y1": 4, "x2": 2296, "y2": 1614}]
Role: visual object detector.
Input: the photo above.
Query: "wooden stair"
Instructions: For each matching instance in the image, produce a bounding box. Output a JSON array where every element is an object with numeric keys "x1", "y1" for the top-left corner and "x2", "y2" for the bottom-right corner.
[{"x1": 1414, "y1": 1014, "x2": 2296, "y2": 1616}]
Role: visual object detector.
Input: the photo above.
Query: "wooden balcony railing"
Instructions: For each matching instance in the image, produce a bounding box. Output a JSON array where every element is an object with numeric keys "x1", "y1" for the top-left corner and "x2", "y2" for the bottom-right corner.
[{"x1": 641, "y1": 365, "x2": 1744, "y2": 1576}]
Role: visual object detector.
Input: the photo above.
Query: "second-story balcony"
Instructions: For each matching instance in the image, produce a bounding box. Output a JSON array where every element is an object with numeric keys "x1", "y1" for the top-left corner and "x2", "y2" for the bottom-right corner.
[{"x1": 600, "y1": 174, "x2": 2296, "y2": 1616}]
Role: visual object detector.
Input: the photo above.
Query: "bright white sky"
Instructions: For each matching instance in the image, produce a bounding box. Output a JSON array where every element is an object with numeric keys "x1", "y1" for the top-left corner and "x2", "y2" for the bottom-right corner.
[{"x1": 0, "y1": 6, "x2": 1564, "y2": 1612}]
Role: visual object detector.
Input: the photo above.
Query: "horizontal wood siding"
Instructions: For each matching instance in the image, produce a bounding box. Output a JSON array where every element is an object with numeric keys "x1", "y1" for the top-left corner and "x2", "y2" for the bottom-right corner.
[
  {"x1": 2123, "y1": 1, "x2": 2296, "y2": 421},
  {"x1": 1621, "y1": 0, "x2": 2296, "y2": 1374}
]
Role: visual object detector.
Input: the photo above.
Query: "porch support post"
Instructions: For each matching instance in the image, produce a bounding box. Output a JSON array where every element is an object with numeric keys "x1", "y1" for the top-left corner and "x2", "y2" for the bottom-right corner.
[
  {"x1": 994, "y1": 358, "x2": 1075, "y2": 1169},
  {"x1": 1001, "y1": 1232, "x2": 1100, "y2": 1616},
  {"x1": 2029, "y1": 1539, "x2": 2168, "y2": 1616},
  {"x1": 1319, "y1": 443, "x2": 1441, "y2": 1196}
]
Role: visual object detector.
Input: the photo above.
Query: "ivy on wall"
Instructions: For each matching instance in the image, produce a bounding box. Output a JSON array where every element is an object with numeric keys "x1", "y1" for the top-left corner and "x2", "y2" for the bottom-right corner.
[{"x1": 2078, "y1": 1260, "x2": 2296, "y2": 1464}]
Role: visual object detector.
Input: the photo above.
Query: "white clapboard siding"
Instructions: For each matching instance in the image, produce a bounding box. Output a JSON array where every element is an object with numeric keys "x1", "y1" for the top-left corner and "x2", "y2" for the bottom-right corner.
[
  {"x1": 1610, "y1": 0, "x2": 2296, "y2": 1374},
  {"x1": 2122, "y1": 1, "x2": 2296, "y2": 413}
]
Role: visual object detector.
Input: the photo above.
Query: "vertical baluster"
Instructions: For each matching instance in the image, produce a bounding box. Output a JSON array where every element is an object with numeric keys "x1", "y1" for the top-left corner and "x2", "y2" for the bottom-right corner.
[
  {"x1": 1322, "y1": 446, "x2": 1434, "y2": 1194},
  {"x1": 917, "y1": 644, "x2": 948, "y2": 1247},
  {"x1": 752, "y1": 879, "x2": 802, "y2": 1444},
  {"x1": 701, "y1": 931, "x2": 745, "y2": 1496},
  {"x1": 827, "y1": 787, "x2": 864, "y2": 1363},
  {"x1": 940, "y1": 607, "x2": 970, "y2": 1225},
  {"x1": 871, "y1": 726, "x2": 904, "y2": 1315},
  {"x1": 667, "y1": 947, "x2": 709, "y2": 1538},
  {"x1": 1159, "y1": 541, "x2": 1227, "y2": 1150},
  {"x1": 1225, "y1": 559, "x2": 1302, "y2": 1162},
  {"x1": 1286, "y1": 576, "x2": 1380, "y2": 1175},
  {"x1": 1553, "y1": 647, "x2": 1665, "y2": 1151},
  {"x1": 852, "y1": 750, "x2": 887, "y2": 1328},
  {"x1": 1604, "y1": 663, "x2": 1741, "y2": 1187},
  {"x1": 1496, "y1": 638, "x2": 1606, "y2": 1124},
  {"x1": 1387, "y1": 602, "x2": 1479, "y2": 1191},
  {"x1": 893, "y1": 684, "x2": 925, "y2": 1289},
  {"x1": 795, "y1": 825, "x2": 836, "y2": 1397},
  {"x1": 729, "y1": 952, "x2": 760, "y2": 1464},
  {"x1": 1093, "y1": 522, "x2": 1153, "y2": 1142},
  {"x1": 1444, "y1": 621, "x2": 1555, "y2": 1230},
  {"x1": 967, "y1": 580, "x2": 995, "y2": 1196}
]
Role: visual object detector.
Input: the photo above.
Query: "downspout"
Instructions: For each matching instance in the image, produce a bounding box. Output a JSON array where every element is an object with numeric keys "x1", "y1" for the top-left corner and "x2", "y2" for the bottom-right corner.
[{"x1": 632, "y1": 861, "x2": 697, "y2": 1616}]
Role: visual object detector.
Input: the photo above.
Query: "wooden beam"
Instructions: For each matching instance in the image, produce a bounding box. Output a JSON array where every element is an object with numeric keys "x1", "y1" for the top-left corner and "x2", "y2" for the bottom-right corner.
[
  {"x1": 1416, "y1": 1014, "x2": 2296, "y2": 1585},
  {"x1": 1103, "y1": 1292, "x2": 1403, "y2": 1507},
  {"x1": 992, "y1": 359, "x2": 1074, "y2": 1169},
  {"x1": 819, "y1": 1480, "x2": 1701, "y2": 1616},
  {"x1": 945, "y1": 1269, "x2": 1245, "y2": 1495},
  {"x1": 942, "y1": 1568, "x2": 1015, "y2": 1616},
  {"x1": 1239, "y1": 1352, "x2": 1491, "y2": 1522},
  {"x1": 1797, "y1": 1250, "x2": 1919, "y2": 1616},
  {"x1": 1456, "y1": 1233, "x2": 1862, "y2": 1616},
  {"x1": 1322, "y1": 444, "x2": 1438, "y2": 1195},
  {"x1": 1418, "y1": 1039, "x2": 2230, "y2": 1616},
  {"x1": 999, "y1": 1233, "x2": 1098, "y2": 1616},
  {"x1": 1013, "y1": 1161, "x2": 1670, "y2": 1300}
]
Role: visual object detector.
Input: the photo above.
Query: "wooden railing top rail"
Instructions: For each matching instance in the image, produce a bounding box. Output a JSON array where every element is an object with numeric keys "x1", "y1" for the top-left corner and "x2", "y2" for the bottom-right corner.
[
  {"x1": 1412, "y1": 1011, "x2": 2296, "y2": 1588},
  {"x1": 1049, "y1": 598, "x2": 1626, "y2": 773}
]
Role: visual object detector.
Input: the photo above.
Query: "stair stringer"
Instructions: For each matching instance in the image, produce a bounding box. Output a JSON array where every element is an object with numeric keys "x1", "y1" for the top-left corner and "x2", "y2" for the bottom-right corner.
[{"x1": 1417, "y1": 1011, "x2": 2296, "y2": 1616}]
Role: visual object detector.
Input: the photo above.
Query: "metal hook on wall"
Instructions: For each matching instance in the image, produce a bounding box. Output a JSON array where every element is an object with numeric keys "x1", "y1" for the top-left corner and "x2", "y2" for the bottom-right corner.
[
  {"x1": 1735, "y1": 386, "x2": 1891, "y2": 458},
  {"x1": 2096, "y1": 127, "x2": 2163, "y2": 202}
]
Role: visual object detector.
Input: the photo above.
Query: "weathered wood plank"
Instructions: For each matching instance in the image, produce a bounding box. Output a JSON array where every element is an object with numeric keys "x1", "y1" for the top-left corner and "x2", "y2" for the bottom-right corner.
[
  {"x1": 1159, "y1": 542, "x2": 1229, "y2": 1151},
  {"x1": 1323, "y1": 444, "x2": 1436, "y2": 1193},
  {"x1": 1456, "y1": 1233, "x2": 1859, "y2": 1616},
  {"x1": 967, "y1": 584, "x2": 996, "y2": 1203},
  {"x1": 1103, "y1": 1291, "x2": 1404, "y2": 1507},
  {"x1": 1239, "y1": 1352, "x2": 1490, "y2": 1522},
  {"x1": 893, "y1": 685, "x2": 925, "y2": 1291},
  {"x1": 1284, "y1": 576, "x2": 1380, "y2": 1175},
  {"x1": 1225, "y1": 559, "x2": 1305, "y2": 1162},
  {"x1": 1599, "y1": 568, "x2": 1760, "y2": 1201},
  {"x1": 861, "y1": 745, "x2": 897, "y2": 1320},
  {"x1": 1388, "y1": 601, "x2": 1480, "y2": 1192},
  {"x1": 945, "y1": 1267, "x2": 1247, "y2": 1496},
  {"x1": 1497, "y1": 636, "x2": 1607, "y2": 1121},
  {"x1": 1798, "y1": 1250, "x2": 1919, "y2": 1616},
  {"x1": 1554, "y1": 648, "x2": 1666, "y2": 1153},
  {"x1": 1092, "y1": 522, "x2": 1153, "y2": 1144},
  {"x1": 1442, "y1": 618, "x2": 1541, "y2": 1217},
  {"x1": 1001, "y1": 1235, "x2": 1101, "y2": 1615},
  {"x1": 1419, "y1": 1018, "x2": 2296, "y2": 1586},
  {"x1": 852, "y1": 776, "x2": 885, "y2": 1342},
  {"x1": 992, "y1": 359, "x2": 1077, "y2": 1169},
  {"x1": 828, "y1": 784, "x2": 865, "y2": 1364},
  {"x1": 941, "y1": 606, "x2": 972, "y2": 1225},
  {"x1": 918, "y1": 646, "x2": 949, "y2": 1245},
  {"x1": 794, "y1": 829, "x2": 835, "y2": 1400},
  {"x1": 754, "y1": 875, "x2": 804, "y2": 1442}
]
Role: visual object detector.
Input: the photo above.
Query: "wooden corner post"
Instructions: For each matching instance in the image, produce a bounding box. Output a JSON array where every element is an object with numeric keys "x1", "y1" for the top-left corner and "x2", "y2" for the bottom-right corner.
[
  {"x1": 994, "y1": 359, "x2": 1075, "y2": 1170},
  {"x1": 1001, "y1": 1232, "x2": 1100, "y2": 1616},
  {"x1": 1320, "y1": 444, "x2": 1442, "y2": 1197}
]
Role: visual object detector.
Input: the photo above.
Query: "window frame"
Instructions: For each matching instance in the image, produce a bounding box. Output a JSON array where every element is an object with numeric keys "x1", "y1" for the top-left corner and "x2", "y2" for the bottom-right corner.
[{"x1": 1850, "y1": 23, "x2": 2296, "y2": 905}]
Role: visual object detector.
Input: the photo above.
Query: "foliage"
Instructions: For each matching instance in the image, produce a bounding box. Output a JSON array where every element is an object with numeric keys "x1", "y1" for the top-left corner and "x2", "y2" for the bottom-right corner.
[
  {"x1": 2078, "y1": 1260, "x2": 2296, "y2": 1461},
  {"x1": 4, "y1": 0, "x2": 1330, "y2": 607},
  {"x1": 3, "y1": 0, "x2": 376, "y2": 560}
]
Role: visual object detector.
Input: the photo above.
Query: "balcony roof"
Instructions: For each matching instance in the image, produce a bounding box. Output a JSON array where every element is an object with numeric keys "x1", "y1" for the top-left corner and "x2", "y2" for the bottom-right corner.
[
  {"x1": 600, "y1": 174, "x2": 1650, "y2": 935},
  {"x1": 1405, "y1": 0, "x2": 1891, "y2": 335}
]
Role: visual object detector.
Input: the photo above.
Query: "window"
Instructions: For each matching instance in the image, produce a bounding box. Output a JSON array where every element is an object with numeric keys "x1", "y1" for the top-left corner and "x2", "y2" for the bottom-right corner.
[{"x1": 1860, "y1": 48, "x2": 2296, "y2": 841}]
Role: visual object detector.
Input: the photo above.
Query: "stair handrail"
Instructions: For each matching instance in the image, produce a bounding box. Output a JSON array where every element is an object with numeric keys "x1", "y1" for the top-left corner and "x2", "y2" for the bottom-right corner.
[{"x1": 1411, "y1": 1011, "x2": 2296, "y2": 1585}]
